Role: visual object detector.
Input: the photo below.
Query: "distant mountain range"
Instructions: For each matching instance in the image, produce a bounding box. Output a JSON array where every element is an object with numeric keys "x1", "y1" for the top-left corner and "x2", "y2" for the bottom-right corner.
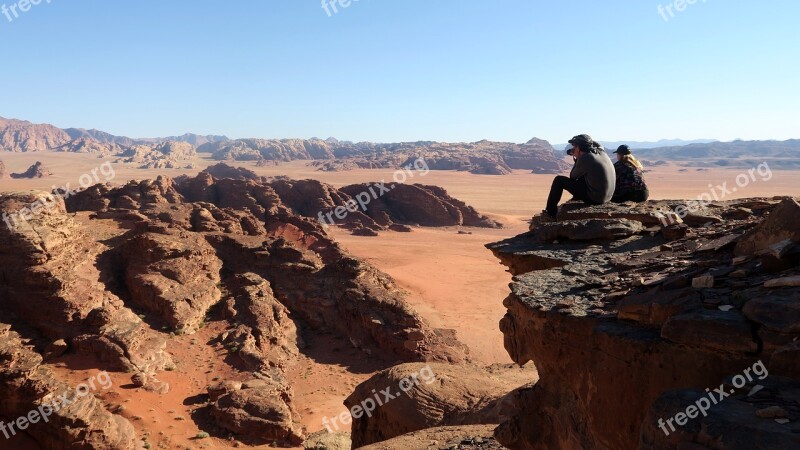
[
  {"x1": 1, "y1": 116, "x2": 799, "y2": 171},
  {"x1": 0, "y1": 117, "x2": 568, "y2": 175},
  {"x1": 632, "y1": 139, "x2": 800, "y2": 169},
  {"x1": 0, "y1": 117, "x2": 229, "y2": 152},
  {"x1": 65, "y1": 127, "x2": 229, "y2": 148},
  {"x1": 602, "y1": 139, "x2": 719, "y2": 149},
  {"x1": 554, "y1": 139, "x2": 718, "y2": 151}
]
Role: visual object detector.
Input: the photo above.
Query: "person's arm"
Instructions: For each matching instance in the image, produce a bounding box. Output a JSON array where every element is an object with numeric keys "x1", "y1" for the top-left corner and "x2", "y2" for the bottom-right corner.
[
  {"x1": 614, "y1": 161, "x2": 626, "y2": 183},
  {"x1": 570, "y1": 154, "x2": 589, "y2": 179}
]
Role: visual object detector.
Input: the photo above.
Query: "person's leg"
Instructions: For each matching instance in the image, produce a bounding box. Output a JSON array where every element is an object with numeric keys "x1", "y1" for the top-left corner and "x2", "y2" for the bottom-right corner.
[
  {"x1": 546, "y1": 176, "x2": 585, "y2": 217},
  {"x1": 569, "y1": 177, "x2": 592, "y2": 203}
]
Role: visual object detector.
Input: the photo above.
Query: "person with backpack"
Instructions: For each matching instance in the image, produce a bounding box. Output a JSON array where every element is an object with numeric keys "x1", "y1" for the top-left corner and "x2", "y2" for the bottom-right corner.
[
  {"x1": 611, "y1": 145, "x2": 650, "y2": 203},
  {"x1": 544, "y1": 134, "x2": 616, "y2": 219}
]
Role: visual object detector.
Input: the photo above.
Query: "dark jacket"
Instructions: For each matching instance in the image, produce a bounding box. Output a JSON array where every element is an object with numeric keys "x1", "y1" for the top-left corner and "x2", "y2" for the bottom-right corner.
[
  {"x1": 613, "y1": 160, "x2": 648, "y2": 195},
  {"x1": 570, "y1": 150, "x2": 616, "y2": 203}
]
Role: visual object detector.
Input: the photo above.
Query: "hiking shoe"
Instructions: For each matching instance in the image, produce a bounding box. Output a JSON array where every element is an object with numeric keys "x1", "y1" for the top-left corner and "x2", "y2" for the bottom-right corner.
[{"x1": 529, "y1": 210, "x2": 556, "y2": 230}]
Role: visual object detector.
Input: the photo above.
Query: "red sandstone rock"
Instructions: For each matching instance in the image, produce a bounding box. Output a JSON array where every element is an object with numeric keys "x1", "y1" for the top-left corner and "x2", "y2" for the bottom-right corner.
[
  {"x1": 487, "y1": 198, "x2": 800, "y2": 450},
  {"x1": 208, "y1": 378, "x2": 304, "y2": 445},
  {"x1": 10, "y1": 161, "x2": 54, "y2": 178},
  {"x1": 121, "y1": 231, "x2": 223, "y2": 333},
  {"x1": 2, "y1": 172, "x2": 478, "y2": 447},
  {"x1": 358, "y1": 424, "x2": 503, "y2": 450},
  {"x1": 346, "y1": 363, "x2": 534, "y2": 448},
  {"x1": 0, "y1": 323, "x2": 137, "y2": 449}
]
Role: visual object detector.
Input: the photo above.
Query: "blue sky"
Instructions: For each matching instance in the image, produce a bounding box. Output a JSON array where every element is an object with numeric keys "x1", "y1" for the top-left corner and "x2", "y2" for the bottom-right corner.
[{"x1": 1, "y1": 0, "x2": 798, "y2": 143}]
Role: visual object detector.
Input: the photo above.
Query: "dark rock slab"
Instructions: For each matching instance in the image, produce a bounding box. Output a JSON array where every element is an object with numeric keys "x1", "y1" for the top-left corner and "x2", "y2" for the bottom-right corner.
[{"x1": 661, "y1": 310, "x2": 758, "y2": 353}]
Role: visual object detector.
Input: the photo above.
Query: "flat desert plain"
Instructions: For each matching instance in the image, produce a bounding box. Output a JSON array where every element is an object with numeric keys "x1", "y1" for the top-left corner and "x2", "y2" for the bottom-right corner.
[{"x1": 2, "y1": 152, "x2": 799, "y2": 448}]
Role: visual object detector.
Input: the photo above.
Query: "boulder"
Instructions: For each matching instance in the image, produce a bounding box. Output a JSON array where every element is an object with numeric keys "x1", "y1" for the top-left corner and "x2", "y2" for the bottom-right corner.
[
  {"x1": 121, "y1": 232, "x2": 222, "y2": 332},
  {"x1": 10, "y1": 161, "x2": 53, "y2": 178},
  {"x1": 303, "y1": 430, "x2": 352, "y2": 450},
  {"x1": 345, "y1": 363, "x2": 533, "y2": 448},
  {"x1": 742, "y1": 294, "x2": 800, "y2": 334},
  {"x1": 208, "y1": 378, "x2": 304, "y2": 445},
  {"x1": 43, "y1": 339, "x2": 69, "y2": 360},
  {"x1": 735, "y1": 198, "x2": 800, "y2": 257},
  {"x1": 358, "y1": 424, "x2": 501, "y2": 450}
]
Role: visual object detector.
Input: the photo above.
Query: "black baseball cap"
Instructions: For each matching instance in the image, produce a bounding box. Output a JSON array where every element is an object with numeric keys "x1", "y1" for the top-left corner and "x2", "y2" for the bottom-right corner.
[
  {"x1": 568, "y1": 134, "x2": 594, "y2": 147},
  {"x1": 614, "y1": 145, "x2": 632, "y2": 155}
]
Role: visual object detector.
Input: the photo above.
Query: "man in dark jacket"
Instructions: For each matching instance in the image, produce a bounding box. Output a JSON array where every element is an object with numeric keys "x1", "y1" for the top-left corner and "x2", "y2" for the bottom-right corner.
[{"x1": 544, "y1": 134, "x2": 616, "y2": 218}]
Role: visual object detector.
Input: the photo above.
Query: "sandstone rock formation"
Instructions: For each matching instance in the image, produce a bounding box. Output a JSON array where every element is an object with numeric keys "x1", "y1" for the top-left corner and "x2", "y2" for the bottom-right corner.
[
  {"x1": 0, "y1": 168, "x2": 488, "y2": 447},
  {"x1": 485, "y1": 198, "x2": 800, "y2": 450},
  {"x1": 10, "y1": 161, "x2": 54, "y2": 178},
  {"x1": 303, "y1": 430, "x2": 352, "y2": 450},
  {"x1": 0, "y1": 159, "x2": 5, "y2": 178},
  {"x1": 208, "y1": 378, "x2": 303, "y2": 444},
  {"x1": 121, "y1": 232, "x2": 223, "y2": 332},
  {"x1": 359, "y1": 424, "x2": 502, "y2": 450},
  {"x1": 338, "y1": 183, "x2": 502, "y2": 231},
  {"x1": 346, "y1": 363, "x2": 534, "y2": 447},
  {"x1": 0, "y1": 192, "x2": 172, "y2": 373},
  {"x1": 640, "y1": 376, "x2": 800, "y2": 449},
  {"x1": 0, "y1": 323, "x2": 138, "y2": 449},
  {"x1": 55, "y1": 136, "x2": 124, "y2": 155},
  {"x1": 117, "y1": 141, "x2": 197, "y2": 169},
  {"x1": 6, "y1": 116, "x2": 800, "y2": 171},
  {"x1": 199, "y1": 138, "x2": 569, "y2": 175},
  {"x1": 0, "y1": 117, "x2": 72, "y2": 152},
  {"x1": 171, "y1": 167, "x2": 500, "y2": 236},
  {"x1": 203, "y1": 162, "x2": 267, "y2": 182}
]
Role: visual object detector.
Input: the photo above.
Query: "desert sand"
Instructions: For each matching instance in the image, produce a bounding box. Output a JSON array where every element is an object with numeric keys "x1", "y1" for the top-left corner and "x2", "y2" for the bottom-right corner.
[{"x1": 2, "y1": 152, "x2": 799, "y2": 448}]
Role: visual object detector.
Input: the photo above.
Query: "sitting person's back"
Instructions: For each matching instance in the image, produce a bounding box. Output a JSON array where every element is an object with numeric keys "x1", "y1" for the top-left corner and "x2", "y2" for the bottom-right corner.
[
  {"x1": 544, "y1": 134, "x2": 616, "y2": 218},
  {"x1": 611, "y1": 145, "x2": 649, "y2": 203},
  {"x1": 571, "y1": 147, "x2": 616, "y2": 204}
]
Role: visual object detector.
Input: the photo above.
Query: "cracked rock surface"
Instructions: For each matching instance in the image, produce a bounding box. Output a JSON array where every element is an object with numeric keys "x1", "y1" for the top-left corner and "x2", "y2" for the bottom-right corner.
[{"x1": 487, "y1": 198, "x2": 800, "y2": 450}]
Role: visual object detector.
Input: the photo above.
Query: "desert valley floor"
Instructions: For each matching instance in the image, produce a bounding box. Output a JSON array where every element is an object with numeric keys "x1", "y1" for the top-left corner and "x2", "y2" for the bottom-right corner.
[{"x1": 2, "y1": 152, "x2": 800, "y2": 449}]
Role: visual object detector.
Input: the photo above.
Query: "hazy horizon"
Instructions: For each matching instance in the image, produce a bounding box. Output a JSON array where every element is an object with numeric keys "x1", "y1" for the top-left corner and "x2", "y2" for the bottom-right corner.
[{"x1": 5, "y1": 115, "x2": 796, "y2": 147}]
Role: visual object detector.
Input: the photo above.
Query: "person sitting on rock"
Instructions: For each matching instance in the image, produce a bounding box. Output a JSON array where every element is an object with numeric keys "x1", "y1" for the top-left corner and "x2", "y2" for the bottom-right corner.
[
  {"x1": 611, "y1": 145, "x2": 650, "y2": 203},
  {"x1": 544, "y1": 134, "x2": 616, "y2": 219}
]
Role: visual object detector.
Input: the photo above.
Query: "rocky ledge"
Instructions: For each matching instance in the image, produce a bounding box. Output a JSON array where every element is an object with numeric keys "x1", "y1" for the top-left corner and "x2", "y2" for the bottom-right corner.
[{"x1": 486, "y1": 198, "x2": 800, "y2": 449}]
